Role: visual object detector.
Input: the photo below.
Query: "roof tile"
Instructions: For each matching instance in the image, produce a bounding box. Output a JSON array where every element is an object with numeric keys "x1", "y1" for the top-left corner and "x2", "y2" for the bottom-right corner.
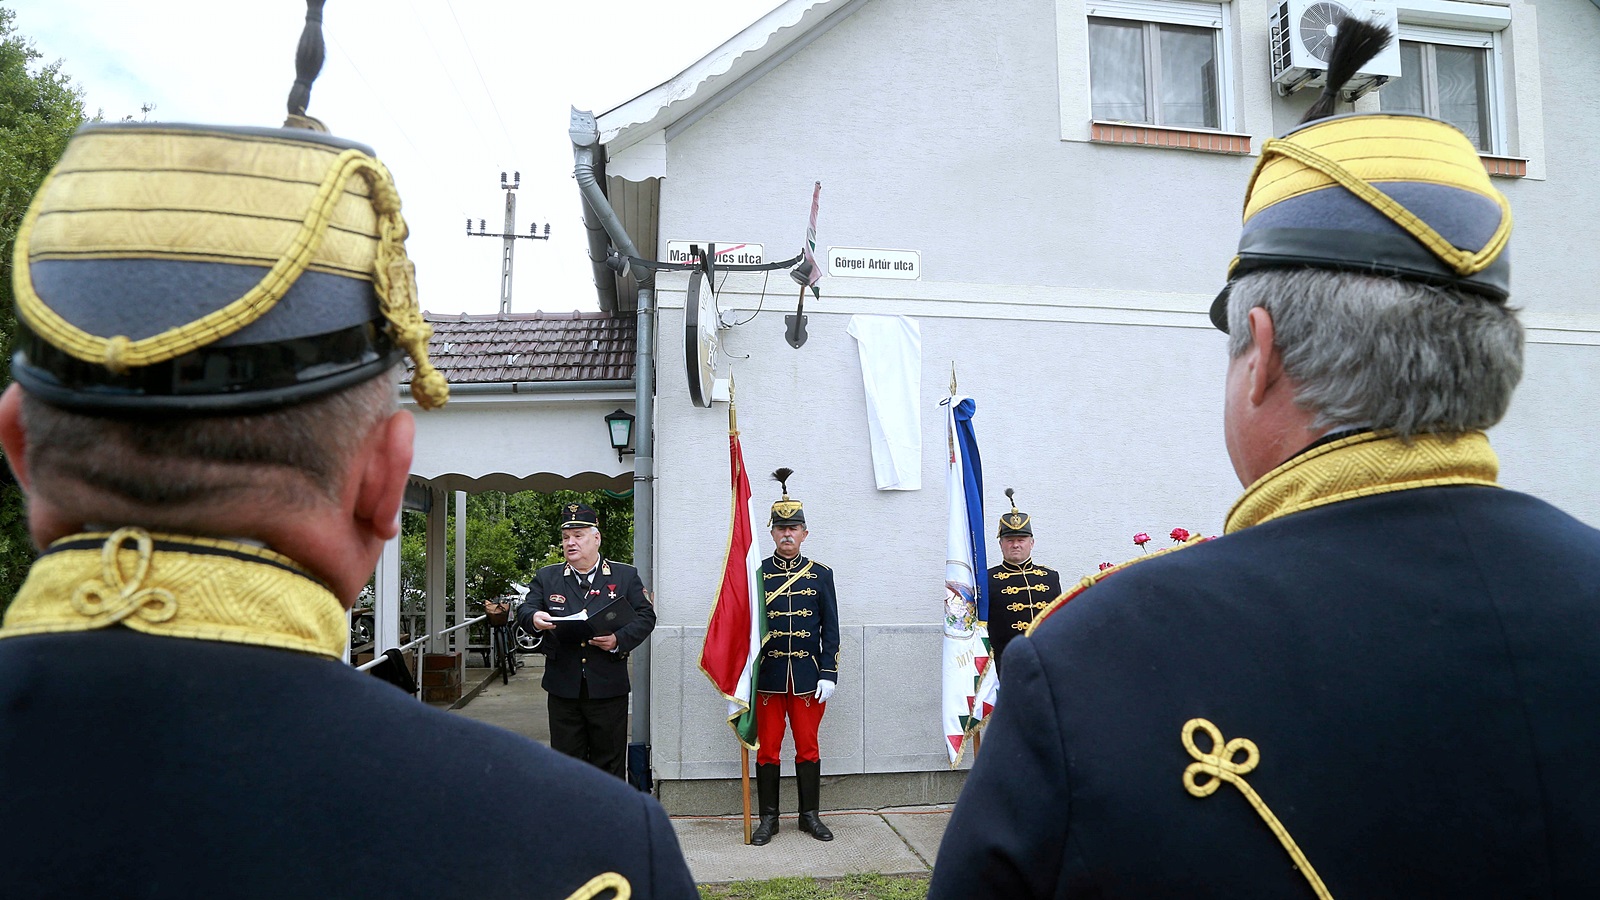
[{"x1": 402, "y1": 312, "x2": 637, "y2": 384}]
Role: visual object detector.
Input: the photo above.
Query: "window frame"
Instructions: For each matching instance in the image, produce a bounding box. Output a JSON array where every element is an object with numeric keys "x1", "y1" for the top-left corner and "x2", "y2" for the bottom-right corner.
[
  {"x1": 1085, "y1": 0, "x2": 1238, "y2": 132},
  {"x1": 1391, "y1": 22, "x2": 1507, "y2": 154}
]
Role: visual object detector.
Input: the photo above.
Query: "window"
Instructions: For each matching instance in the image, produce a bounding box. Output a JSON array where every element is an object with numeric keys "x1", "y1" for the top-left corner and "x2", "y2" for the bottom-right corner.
[
  {"x1": 1086, "y1": 0, "x2": 1232, "y2": 131},
  {"x1": 1380, "y1": 31, "x2": 1497, "y2": 151},
  {"x1": 1380, "y1": 0, "x2": 1513, "y2": 158}
]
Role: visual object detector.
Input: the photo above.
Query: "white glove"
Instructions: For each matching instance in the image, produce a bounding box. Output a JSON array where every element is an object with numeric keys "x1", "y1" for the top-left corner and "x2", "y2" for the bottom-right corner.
[{"x1": 814, "y1": 679, "x2": 836, "y2": 703}]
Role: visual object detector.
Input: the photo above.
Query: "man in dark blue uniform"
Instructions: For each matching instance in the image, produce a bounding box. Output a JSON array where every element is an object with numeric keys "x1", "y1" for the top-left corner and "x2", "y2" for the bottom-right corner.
[
  {"x1": 984, "y1": 489, "x2": 1062, "y2": 672},
  {"x1": 0, "y1": 11, "x2": 695, "y2": 898},
  {"x1": 931, "y1": 24, "x2": 1600, "y2": 900},
  {"x1": 521, "y1": 503, "x2": 656, "y2": 779},
  {"x1": 750, "y1": 468, "x2": 840, "y2": 846}
]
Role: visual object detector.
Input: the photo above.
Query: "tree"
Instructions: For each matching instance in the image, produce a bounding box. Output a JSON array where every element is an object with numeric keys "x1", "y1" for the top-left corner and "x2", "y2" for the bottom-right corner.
[
  {"x1": 395, "y1": 488, "x2": 637, "y2": 612},
  {"x1": 0, "y1": 8, "x2": 86, "y2": 614}
]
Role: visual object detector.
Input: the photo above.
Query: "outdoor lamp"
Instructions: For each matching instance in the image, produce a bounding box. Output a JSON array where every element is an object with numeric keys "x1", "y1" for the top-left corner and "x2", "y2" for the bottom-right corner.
[{"x1": 605, "y1": 408, "x2": 636, "y2": 462}]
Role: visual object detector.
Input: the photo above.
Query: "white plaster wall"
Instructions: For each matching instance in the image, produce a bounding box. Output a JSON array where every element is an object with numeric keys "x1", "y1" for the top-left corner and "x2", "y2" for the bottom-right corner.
[{"x1": 639, "y1": 0, "x2": 1600, "y2": 779}]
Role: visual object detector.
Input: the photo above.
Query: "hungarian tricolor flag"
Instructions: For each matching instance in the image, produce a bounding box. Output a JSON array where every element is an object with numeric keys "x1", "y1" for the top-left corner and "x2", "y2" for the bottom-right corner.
[{"x1": 698, "y1": 415, "x2": 764, "y2": 749}]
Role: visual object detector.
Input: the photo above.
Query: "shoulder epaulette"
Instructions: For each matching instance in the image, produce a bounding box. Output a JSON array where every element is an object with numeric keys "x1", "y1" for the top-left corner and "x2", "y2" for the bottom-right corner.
[{"x1": 1026, "y1": 536, "x2": 1214, "y2": 635}]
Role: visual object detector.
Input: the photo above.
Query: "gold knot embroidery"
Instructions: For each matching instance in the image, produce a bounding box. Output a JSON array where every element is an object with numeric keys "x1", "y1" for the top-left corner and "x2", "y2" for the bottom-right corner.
[
  {"x1": 1182, "y1": 718, "x2": 1334, "y2": 900},
  {"x1": 71, "y1": 528, "x2": 178, "y2": 626}
]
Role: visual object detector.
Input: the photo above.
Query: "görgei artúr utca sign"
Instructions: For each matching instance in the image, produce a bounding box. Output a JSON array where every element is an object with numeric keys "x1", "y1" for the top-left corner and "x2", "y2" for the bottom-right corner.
[{"x1": 827, "y1": 247, "x2": 920, "y2": 279}]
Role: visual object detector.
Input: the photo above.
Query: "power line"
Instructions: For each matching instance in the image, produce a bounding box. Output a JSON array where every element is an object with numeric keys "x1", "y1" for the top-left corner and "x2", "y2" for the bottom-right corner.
[
  {"x1": 406, "y1": 0, "x2": 493, "y2": 153},
  {"x1": 326, "y1": 34, "x2": 426, "y2": 162},
  {"x1": 443, "y1": 0, "x2": 519, "y2": 161}
]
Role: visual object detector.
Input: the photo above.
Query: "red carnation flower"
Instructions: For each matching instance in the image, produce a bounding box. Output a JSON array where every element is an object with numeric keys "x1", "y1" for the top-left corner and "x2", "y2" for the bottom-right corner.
[
  {"x1": 1133, "y1": 532, "x2": 1151, "y2": 546},
  {"x1": 1098, "y1": 562, "x2": 1114, "y2": 571},
  {"x1": 1170, "y1": 528, "x2": 1191, "y2": 543}
]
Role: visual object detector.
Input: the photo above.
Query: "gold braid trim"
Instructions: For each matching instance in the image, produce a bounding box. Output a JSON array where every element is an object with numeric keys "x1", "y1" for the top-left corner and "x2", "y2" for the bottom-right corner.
[
  {"x1": 1255, "y1": 137, "x2": 1511, "y2": 278},
  {"x1": 1226, "y1": 431, "x2": 1499, "y2": 534},
  {"x1": 563, "y1": 873, "x2": 630, "y2": 900},
  {"x1": 13, "y1": 147, "x2": 448, "y2": 408},
  {"x1": 1, "y1": 529, "x2": 347, "y2": 659},
  {"x1": 1183, "y1": 718, "x2": 1334, "y2": 900}
]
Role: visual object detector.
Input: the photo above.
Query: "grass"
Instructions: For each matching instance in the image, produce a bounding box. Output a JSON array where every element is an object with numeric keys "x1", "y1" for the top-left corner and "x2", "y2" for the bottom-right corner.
[{"x1": 698, "y1": 873, "x2": 930, "y2": 899}]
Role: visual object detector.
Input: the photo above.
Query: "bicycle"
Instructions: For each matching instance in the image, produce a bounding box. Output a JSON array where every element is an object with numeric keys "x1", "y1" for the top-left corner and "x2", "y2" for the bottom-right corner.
[{"x1": 483, "y1": 598, "x2": 519, "y2": 685}]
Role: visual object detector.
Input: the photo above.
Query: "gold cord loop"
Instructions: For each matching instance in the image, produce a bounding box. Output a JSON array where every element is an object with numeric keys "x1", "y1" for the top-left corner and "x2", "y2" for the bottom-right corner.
[
  {"x1": 1182, "y1": 717, "x2": 1334, "y2": 900},
  {"x1": 562, "y1": 872, "x2": 630, "y2": 900},
  {"x1": 71, "y1": 528, "x2": 178, "y2": 626}
]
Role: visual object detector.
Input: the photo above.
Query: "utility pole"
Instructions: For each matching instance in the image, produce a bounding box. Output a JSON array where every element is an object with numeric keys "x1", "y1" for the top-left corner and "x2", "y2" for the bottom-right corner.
[{"x1": 466, "y1": 171, "x2": 551, "y2": 314}]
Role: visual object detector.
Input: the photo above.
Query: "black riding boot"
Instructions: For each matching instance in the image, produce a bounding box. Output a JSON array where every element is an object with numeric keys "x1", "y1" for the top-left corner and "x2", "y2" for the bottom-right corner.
[
  {"x1": 796, "y1": 760, "x2": 834, "y2": 841},
  {"x1": 750, "y1": 763, "x2": 780, "y2": 846}
]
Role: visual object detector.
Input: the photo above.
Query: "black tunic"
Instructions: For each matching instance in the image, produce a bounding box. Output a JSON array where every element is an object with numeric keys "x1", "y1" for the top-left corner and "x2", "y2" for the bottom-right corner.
[
  {"x1": 932, "y1": 484, "x2": 1600, "y2": 898},
  {"x1": 985, "y1": 558, "x2": 1062, "y2": 669},
  {"x1": 519, "y1": 558, "x2": 656, "y2": 700},
  {"x1": 757, "y1": 553, "x2": 840, "y2": 695},
  {"x1": 0, "y1": 627, "x2": 696, "y2": 899}
]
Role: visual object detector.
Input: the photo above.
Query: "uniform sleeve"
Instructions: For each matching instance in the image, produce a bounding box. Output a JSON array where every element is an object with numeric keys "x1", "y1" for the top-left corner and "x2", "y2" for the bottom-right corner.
[
  {"x1": 640, "y1": 793, "x2": 699, "y2": 899},
  {"x1": 819, "y1": 566, "x2": 840, "y2": 679},
  {"x1": 612, "y1": 569, "x2": 657, "y2": 654},
  {"x1": 928, "y1": 635, "x2": 1074, "y2": 900},
  {"x1": 516, "y1": 570, "x2": 549, "y2": 631}
]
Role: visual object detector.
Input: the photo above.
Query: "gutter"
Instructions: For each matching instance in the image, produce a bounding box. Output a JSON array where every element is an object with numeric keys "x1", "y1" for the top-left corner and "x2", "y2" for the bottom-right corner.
[
  {"x1": 570, "y1": 107, "x2": 658, "y2": 768},
  {"x1": 431, "y1": 380, "x2": 636, "y2": 396}
]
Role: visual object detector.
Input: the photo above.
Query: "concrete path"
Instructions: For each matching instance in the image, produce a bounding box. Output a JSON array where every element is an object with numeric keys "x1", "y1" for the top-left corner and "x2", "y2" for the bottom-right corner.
[{"x1": 449, "y1": 659, "x2": 950, "y2": 884}]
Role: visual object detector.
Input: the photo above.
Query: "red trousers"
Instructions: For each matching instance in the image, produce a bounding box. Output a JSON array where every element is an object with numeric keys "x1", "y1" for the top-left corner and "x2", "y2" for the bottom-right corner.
[{"x1": 756, "y1": 691, "x2": 826, "y2": 765}]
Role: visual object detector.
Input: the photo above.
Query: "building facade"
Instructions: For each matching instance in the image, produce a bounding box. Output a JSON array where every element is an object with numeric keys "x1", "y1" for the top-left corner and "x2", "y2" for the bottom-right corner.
[{"x1": 570, "y1": 0, "x2": 1600, "y2": 808}]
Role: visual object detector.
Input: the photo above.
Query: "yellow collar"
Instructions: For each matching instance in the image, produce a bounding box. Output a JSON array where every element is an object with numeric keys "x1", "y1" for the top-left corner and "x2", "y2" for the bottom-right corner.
[
  {"x1": 1225, "y1": 430, "x2": 1500, "y2": 534},
  {"x1": 1, "y1": 528, "x2": 347, "y2": 659}
]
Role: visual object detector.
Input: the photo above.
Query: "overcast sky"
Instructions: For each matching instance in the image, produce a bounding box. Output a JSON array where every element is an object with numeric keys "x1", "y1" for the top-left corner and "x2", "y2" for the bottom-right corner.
[{"x1": 11, "y1": 0, "x2": 780, "y2": 316}]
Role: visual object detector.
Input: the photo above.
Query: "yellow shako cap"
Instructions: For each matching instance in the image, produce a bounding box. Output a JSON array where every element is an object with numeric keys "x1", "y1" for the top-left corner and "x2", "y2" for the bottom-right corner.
[
  {"x1": 1208, "y1": 17, "x2": 1511, "y2": 332},
  {"x1": 9, "y1": 6, "x2": 448, "y2": 413}
]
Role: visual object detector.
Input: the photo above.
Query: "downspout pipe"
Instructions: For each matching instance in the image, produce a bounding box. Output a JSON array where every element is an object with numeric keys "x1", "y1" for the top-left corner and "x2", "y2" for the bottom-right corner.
[{"x1": 571, "y1": 107, "x2": 655, "y2": 763}]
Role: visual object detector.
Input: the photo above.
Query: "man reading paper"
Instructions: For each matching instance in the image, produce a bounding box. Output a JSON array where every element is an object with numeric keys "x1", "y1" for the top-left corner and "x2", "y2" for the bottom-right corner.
[{"x1": 522, "y1": 503, "x2": 656, "y2": 779}]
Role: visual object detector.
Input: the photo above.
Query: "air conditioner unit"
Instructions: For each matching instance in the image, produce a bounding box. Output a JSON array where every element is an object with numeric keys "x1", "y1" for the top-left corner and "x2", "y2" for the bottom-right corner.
[{"x1": 1270, "y1": 0, "x2": 1403, "y2": 97}]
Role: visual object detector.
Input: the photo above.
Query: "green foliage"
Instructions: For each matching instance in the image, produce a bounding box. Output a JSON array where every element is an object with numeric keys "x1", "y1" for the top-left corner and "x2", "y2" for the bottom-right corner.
[
  {"x1": 395, "y1": 488, "x2": 637, "y2": 612},
  {"x1": 0, "y1": 8, "x2": 87, "y2": 614},
  {"x1": 698, "y1": 874, "x2": 930, "y2": 900}
]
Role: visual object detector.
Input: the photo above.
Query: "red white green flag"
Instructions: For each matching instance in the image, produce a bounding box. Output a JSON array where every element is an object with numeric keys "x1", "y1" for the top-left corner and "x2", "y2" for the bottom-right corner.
[{"x1": 698, "y1": 416, "x2": 765, "y2": 749}]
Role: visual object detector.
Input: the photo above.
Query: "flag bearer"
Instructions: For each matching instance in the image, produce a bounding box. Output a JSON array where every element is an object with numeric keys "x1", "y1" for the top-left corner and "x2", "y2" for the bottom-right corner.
[
  {"x1": 985, "y1": 489, "x2": 1063, "y2": 671},
  {"x1": 751, "y1": 468, "x2": 840, "y2": 845}
]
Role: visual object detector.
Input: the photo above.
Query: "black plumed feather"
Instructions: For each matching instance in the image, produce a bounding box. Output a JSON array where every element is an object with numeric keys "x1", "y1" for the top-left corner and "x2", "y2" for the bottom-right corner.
[
  {"x1": 772, "y1": 467, "x2": 794, "y2": 492},
  {"x1": 1005, "y1": 487, "x2": 1015, "y2": 502},
  {"x1": 1302, "y1": 16, "x2": 1393, "y2": 123}
]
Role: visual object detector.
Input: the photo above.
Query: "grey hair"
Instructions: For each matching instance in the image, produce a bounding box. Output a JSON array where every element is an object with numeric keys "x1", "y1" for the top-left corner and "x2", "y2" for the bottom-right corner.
[
  {"x1": 1226, "y1": 269, "x2": 1524, "y2": 438},
  {"x1": 22, "y1": 365, "x2": 402, "y2": 510}
]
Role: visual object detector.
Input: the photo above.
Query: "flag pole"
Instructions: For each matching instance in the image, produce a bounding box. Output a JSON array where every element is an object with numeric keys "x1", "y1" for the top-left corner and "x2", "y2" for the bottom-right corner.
[
  {"x1": 729, "y1": 382, "x2": 754, "y2": 845},
  {"x1": 741, "y1": 745, "x2": 753, "y2": 844}
]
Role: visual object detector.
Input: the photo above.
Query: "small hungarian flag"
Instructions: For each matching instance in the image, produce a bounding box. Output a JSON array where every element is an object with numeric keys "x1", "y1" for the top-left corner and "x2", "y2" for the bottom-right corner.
[
  {"x1": 698, "y1": 416, "x2": 765, "y2": 749},
  {"x1": 789, "y1": 181, "x2": 822, "y2": 299}
]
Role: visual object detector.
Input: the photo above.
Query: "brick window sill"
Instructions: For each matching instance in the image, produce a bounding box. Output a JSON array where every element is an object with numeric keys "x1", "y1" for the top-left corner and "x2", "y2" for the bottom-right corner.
[
  {"x1": 1091, "y1": 121, "x2": 1252, "y2": 155},
  {"x1": 1480, "y1": 154, "x2": 1528, "y2": 178}
]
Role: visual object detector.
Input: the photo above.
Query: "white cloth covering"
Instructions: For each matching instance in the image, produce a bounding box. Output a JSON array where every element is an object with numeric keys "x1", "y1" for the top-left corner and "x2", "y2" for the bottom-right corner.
[{"x1": 846, "y1": 315, "x2": 921, "y2": 491}]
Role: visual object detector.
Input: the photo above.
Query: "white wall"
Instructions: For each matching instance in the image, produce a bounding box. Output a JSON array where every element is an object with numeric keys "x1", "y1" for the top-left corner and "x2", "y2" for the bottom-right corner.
[{"x1": 638, "y1": 0, "x2": 1600, "y2": 780}]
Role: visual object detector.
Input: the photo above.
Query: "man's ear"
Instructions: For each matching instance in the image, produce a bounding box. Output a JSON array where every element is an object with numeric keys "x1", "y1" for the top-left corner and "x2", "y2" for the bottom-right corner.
[
  {"x1": 0, "y1": 384, "x2": 32, "y2": 492},
  {"x1": 352, "y1": 410, "x2": 415, "y2": 542},
  {"x1": 1245, "y1": 306, "x2": 1283, "y2": 407}
]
